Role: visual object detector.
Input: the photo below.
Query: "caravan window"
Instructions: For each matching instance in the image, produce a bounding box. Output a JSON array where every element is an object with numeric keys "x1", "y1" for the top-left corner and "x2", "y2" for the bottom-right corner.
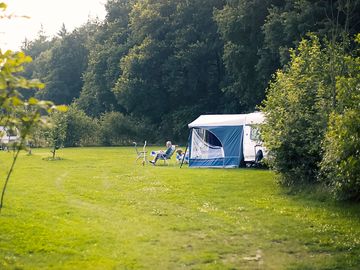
[{"x1": 249, "y1": 125, "x2": 261, "y2": 141}]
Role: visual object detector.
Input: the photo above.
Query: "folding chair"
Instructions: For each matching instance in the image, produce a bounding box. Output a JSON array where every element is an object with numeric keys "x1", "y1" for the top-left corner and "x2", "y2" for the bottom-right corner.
[
  {"x1": 134, "y1": 141, "x2": 147, "y2": 165},
  {"x1": 157, "y1": 145, "x2": 176, "y2": 165}
]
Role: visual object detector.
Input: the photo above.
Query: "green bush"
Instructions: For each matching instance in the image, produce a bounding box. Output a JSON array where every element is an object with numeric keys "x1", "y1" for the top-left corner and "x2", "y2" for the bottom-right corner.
[
  {"x1": 30, "y1": 108, "x2": 156, "y2": 148},
  {"x1": 99, "y1": 112, "x2": 147, "y2": 146},
  {"x1": 261, "y1": 35, "x2": 331, "y2": 186},
  {"x1": 320, "y1": 36, "x2": 360, "y2": 200},
  {"x1": 262, "y1": 33, "x2": 360, "y2": 200},
  {"x1": 65, "y1": 105, "x2": 100, "y2": 147},
  {"x1": 321, "y1": 111, "x2": 360, "y2": 200}
]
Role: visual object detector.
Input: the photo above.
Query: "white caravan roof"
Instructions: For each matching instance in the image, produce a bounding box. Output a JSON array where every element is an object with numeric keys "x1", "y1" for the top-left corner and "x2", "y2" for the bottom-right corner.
[{"x1": 188, "y1": 112, "x2": 264, "y2": 128}]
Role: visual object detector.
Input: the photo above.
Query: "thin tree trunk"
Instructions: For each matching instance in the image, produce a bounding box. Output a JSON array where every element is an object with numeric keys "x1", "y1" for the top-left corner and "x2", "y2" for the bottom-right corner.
[{"x1": 0, "y1": 148, "x2": 21, "y2": 213}]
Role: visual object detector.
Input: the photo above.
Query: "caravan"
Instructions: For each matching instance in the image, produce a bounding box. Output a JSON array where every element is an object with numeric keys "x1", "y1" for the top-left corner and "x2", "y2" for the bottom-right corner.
[{"x1": 187, "y1": 112, "x2": 266, "y2": 168}]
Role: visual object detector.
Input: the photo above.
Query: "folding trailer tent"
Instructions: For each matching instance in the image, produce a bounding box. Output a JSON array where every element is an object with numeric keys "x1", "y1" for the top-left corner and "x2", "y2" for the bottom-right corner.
[{"x1": 187, "y1": 112, "x2": 264, "y2": 168}]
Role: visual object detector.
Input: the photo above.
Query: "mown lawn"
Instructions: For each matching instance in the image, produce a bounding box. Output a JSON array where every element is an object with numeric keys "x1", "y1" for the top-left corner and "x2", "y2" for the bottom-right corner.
[{"x1": 0, "y1": 147, "x2": 359, "y2": 269}]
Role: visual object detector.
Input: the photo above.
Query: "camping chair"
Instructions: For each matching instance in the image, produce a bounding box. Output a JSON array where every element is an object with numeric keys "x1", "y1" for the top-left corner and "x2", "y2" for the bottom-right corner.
[
  {"x1": 176, "y1": 149, "x2": 189, "y2": 164},
  {"x1": 157, "y1": 145, "x2": 176, "y2": 165},
  {"x1": 134, "y1": 141, "x2": 147, "y2": 165}
]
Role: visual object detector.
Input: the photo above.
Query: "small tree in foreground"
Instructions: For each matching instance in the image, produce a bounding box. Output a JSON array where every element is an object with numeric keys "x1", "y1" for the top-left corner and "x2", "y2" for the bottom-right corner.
[
  {"x1": 0, "y1": 2, "x2": 66, "y2": 213},
  {"x1": 0, "y1": 47, "x2": 64, "y2": 212},
  {"x1": 45, "y1": 111, "x2": 67, "y2": 159}
]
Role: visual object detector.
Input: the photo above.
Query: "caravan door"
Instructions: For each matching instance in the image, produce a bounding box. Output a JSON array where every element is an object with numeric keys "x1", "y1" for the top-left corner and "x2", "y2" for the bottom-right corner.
[{"x1": 243, "y1": 125, "x2": 264, "y2": 162}]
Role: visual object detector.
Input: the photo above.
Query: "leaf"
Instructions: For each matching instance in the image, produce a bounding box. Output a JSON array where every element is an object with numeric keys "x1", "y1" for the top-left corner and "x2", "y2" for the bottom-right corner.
[
  {"x1": 28, "y1": 97, "x2": 39, "y2": 105},
  {"x1": 11, "y1": 96, "x2": 23, "y2": 106},
  {"x1": 55, "y1": 105, "x2": 68, "y2": 112}
]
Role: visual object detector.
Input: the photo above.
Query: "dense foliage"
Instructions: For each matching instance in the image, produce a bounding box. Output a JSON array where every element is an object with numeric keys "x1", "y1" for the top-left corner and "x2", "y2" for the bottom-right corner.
[
  {"x1": 320, "y1": 35, "x2": 360, "y2": 200},
  {"x1": 21, "y1": 0, "x2": 360, "y2": 145},
  {"x1": 262, "y1": 34, "x2": 360, "y2": 200},
  {"x1": 63, "y1": 105, "x2": 100, "y2": 147}
]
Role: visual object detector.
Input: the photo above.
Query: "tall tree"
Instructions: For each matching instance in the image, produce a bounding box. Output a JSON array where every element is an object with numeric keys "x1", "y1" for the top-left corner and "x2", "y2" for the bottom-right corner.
[
  {"x1": 77, "y1": 0, "x2": 133, "y2": 116},
  {"x1": 216, "y1": 0, "x2": 360, "y2": 112},
  {"x1": 34, "y1": 24, "x2": 96, "y2": 104},
  {"x1": 113, "y1": 0, "x2": 226, "y2": 139},
  {"x1": 215, "y1": 0, "x2": 282, "y2": 111}
]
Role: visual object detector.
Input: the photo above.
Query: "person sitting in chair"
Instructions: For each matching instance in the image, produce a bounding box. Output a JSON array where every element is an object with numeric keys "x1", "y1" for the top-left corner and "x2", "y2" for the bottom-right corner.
[{"x1": 149, "y1": 141, "x2": 173, "y2": 165}]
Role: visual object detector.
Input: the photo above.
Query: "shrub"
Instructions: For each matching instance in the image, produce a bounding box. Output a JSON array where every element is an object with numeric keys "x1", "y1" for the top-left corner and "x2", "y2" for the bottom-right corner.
[
  {"x1": 262, "y1": 33, "x2": 360, "y2": 200},
  {"x1": 65, "y1": 105, "x2": 100, "y2": 147},
  {"x1": 320, "y1": 36, "x2": 360, "y2": 200},
  {"x1": 321, "y1": 111, "x2": 360, "y2": 200},
  {"x1": 99, "y1": 112, "x2": 139, "y2": 146},
  {"x1": 261, "y1": 35, "x2": 332, "y2": 186}
]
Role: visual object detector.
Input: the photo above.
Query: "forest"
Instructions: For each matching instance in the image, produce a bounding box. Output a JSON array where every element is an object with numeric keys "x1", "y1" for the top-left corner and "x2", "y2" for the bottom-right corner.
[{"x1": 20, "y1": 0, "x2": 360, "y2": 144}]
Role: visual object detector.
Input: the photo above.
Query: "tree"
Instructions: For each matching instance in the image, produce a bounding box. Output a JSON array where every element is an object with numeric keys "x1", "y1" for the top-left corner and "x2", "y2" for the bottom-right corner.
[
  {"x1": 45, "y1": 111, "x2": 67, "y2": 159},
  {"x1": 259, "y1": 0, "x2": 360, "y2": 92},
  {"x1": 21, "y1": 24, "x2": 52, "y2": 59},
  {"x1": 113, "y1": 0, "x2": 226, "y2": 141},
  {"x1": 34, "y1": 25, "x2": 93, "y2": 104},
  {"x1": 77, "y1": 0, "x2": 133, "y2": 116},
  {"x1": 215, "y1": 0, "x2": 281, "y2": 111},
  {"x1": 57, "y1": 23, "x2": 68, "y2": 38},
  {"x1": 0, "y1": 2, "x2": 66, "y2": 212},
  {"x1": 215, "y1": 0, "x2": 360, "y2": 114}
]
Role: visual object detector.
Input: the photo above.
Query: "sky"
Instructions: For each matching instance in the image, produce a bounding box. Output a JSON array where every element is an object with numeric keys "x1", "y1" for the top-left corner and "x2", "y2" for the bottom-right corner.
[{"x1": 0, "y1": 0, "x2": 106, "y2": 51}]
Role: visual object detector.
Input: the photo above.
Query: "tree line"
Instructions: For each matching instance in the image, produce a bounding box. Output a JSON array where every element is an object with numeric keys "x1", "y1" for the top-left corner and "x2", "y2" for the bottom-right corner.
[{"x1": 21, "y1": 0, "x2": 360, "y2": 144}]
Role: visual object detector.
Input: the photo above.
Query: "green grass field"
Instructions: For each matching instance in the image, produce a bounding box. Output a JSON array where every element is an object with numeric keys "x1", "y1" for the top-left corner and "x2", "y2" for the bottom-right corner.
[{"x1": 0, "y1": 147, "x2": 359, "y2": 269}]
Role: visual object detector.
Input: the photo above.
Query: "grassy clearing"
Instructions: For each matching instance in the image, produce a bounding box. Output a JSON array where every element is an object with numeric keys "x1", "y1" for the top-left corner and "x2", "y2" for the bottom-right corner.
[{"x1": 0, "y1": 147, "x2": 359, "y2": 269}]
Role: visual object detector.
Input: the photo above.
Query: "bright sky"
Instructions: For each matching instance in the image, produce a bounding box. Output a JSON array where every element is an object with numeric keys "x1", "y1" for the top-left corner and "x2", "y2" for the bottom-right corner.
[{"x1": 0, "y1": 0, "x2": 106, "y2": 51}]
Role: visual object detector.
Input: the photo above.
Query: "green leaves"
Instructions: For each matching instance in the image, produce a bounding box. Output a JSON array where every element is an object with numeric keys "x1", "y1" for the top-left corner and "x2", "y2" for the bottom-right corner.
[
  {"x1": 54, "y1": 105, "x2": 68, "y2": 112},
  {"x1": 262, "y1": 33, "x2": 360, "y2": 200},
  {"x1": 0, "y1": 47, "x2": 68, "y2": 147},
  {"x1": 320, "y1": 36, "x2": 360, "y2": 201},
  {"x1": 44, "y1": 110, "x2": 68, "y2": 159},
  {"x1": 0, "y1": 1, "x2": 68, "y2": 212},
  {"x1": 261, "y1": 35, "x2": 342, "y2": 186}
]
